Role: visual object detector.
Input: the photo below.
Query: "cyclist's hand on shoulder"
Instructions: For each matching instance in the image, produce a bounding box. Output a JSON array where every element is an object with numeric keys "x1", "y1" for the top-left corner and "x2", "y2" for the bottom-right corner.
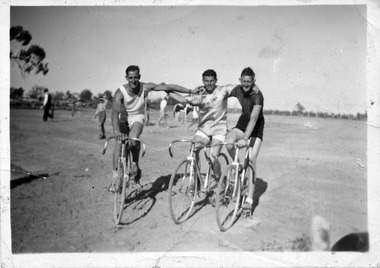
[{"x1": 193, "y1": 86, "x2": 205, "y2": 95}]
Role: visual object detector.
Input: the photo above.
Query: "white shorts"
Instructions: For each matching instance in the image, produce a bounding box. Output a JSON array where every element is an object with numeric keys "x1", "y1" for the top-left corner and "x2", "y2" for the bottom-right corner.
[
  {"x1": 128, "y1": 114, "x2": 145, "y2": 127},
  {"x1": 195, "y1": 123, "x2": 227, "y2": 143},
  {"x1": 119, "y1": 113, "x2": 145, "y2": 127}
]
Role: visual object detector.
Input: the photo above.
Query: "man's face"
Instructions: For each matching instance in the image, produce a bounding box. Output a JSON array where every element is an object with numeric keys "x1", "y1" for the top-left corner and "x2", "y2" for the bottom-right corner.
[
  {"x1": 239, "y1": 75, "x2": 255, "y2": 91},
  {"x1": 202, "y1": 76, "x2": 217, "y2": 91},
  {"x1": 126, "y1": 70, "x2": 141, "y2": 89}
]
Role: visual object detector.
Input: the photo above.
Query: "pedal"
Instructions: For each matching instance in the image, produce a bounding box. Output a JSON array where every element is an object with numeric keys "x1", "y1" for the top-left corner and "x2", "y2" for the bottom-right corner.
[{"x1": 242, "y1": 209, "x2": 252, "y2": 218}]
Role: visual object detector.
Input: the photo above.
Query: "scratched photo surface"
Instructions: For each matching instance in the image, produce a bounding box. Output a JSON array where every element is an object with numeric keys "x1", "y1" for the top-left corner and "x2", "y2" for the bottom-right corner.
[{"x1": 8, "y1": 4, "x2": 368, "y2": 255}]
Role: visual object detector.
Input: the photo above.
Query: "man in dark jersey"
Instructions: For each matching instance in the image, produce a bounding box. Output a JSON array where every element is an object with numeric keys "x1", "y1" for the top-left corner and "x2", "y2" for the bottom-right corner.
[{"x1": 226, "y1": 67, "x2": 264, "y2": 211}]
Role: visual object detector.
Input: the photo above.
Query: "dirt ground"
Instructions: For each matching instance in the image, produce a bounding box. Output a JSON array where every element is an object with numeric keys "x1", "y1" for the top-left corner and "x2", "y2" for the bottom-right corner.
[{"x1": 8, "y1": 107, "x2": 367, "y2": 254}]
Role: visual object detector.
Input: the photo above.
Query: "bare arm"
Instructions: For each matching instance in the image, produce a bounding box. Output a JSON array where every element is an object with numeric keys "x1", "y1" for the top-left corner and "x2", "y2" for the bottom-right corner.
[
  {"x1": 94, "y1": 105, "x2": 99, "y2": 118},
  {"x1": 111, "y1": 89, "x2": 124, "y2": 136},
  {"x1": 155, "y1": 84, "x2": 193, "y2": 94}
]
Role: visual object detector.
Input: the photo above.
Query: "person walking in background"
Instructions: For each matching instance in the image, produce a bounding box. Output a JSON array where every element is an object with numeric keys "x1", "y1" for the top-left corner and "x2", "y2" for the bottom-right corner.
[
  {"x1": 173, "y1": 103, "x2": 185, "y2": 122},
  {"x1": 145, "y1": 97, "x2": 151, "y2": 126},
  {"x1": 157, "y1": 95, "x2": 169, "y2": 128},
  {"x1": 42, "y1": 88, "x2": 53, "y2": 121},
  {"x1": 94, "y1": 96, "x2": 107, "y2": 139}
]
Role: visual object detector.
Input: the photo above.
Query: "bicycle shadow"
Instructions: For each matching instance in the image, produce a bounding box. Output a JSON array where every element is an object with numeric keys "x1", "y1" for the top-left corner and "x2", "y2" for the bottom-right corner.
[{"x1": 117, "y1": 174, "x2": 170, "y2": 226}]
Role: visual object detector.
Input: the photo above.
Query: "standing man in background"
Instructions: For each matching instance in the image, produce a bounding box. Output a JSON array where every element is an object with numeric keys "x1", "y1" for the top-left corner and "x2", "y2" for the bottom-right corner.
[
  {"x1": 42, "y1": 88, "x2": 53, "y2": 121},
  {"x1": 157, "y1": 95, "x2": 169, "y2": 128},
  {"x1": 94, "y1": 96, "x2": 107, "y2": 139}
]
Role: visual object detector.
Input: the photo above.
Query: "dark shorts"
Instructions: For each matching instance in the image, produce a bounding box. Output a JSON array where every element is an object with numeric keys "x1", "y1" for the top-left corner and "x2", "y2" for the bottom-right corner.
[{"x1": 234, "y1": 117, "x2": 265, "y2": 142}]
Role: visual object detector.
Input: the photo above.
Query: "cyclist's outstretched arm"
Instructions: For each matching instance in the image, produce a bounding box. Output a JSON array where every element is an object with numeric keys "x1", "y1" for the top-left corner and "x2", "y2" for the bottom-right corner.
[
  {"x1": 155, "y1": 84, "x2": 194, "y2": 95},
  {"x1": 111, "y1": 89, "x2": 124, "y2": 136},
  {"x1": 143, "y1": 82, "x2": 160, "y2": 96}
]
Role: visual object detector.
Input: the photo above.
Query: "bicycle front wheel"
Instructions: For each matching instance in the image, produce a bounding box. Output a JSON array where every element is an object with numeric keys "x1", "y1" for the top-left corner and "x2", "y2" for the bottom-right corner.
[
  {"x1": 168, "y1": 160, "x2": 198, "y2": 224},
  {"x1": 215, "y1": 165, "x2": 241, "y2": 231},
  {"x1": 114, "y1": 157, "x2": 127, "y2": 225}
]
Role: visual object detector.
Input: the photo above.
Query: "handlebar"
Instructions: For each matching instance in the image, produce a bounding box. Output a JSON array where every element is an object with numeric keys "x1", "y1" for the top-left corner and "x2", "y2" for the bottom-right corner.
[
  {"x1": 102, "y1": 135, "x2": 146, "y2": 157},
  {"x1": 168, "y1": 139, "x2": 193, "y2": 158},
  {"x1": 168, "y1": 138, "x2": 251, "y2": 158}
]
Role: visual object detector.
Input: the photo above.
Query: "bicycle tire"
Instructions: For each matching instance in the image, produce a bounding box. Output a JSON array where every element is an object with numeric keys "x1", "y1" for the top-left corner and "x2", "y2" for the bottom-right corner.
[
  {"x1": 114, "y1": 157, "x2": 127, "y2": 225},
  {"x1": 215, "y1": 165, "x2": 241, "y2": 231},
  {"x1": 168, "y1": 159, "x2": 198, "y2": 224},
  {"x1": 241, "y1": 164, "x2": 255, "y2": 205}
]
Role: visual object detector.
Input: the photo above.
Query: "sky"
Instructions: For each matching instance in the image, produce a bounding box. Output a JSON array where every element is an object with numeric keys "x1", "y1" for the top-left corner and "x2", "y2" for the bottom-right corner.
[{"x1": 9, "y1": 3, "x2": 368, "y2": 114}]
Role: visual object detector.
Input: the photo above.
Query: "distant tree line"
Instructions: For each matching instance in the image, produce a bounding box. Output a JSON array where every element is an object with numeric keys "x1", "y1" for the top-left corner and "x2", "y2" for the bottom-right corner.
[
  {"x1": 10, "y1": 89, "x2": 367, "y2": 121},
  {"x1": 10, "y1": 86, "x2": 113, "y2": 109}
]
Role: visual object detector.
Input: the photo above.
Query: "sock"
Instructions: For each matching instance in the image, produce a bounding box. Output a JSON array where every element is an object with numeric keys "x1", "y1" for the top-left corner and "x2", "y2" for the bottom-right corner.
[{"x1": 246, "y1": 197, "x2": 253, "y2": 204}]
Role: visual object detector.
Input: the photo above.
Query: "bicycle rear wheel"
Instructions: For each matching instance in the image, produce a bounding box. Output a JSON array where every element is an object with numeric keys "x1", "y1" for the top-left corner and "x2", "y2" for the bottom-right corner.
[
  {"x1": 168, "y1": 160, "x2": 198, "y2": 224},
  {"x1": 114, "y1": 157, "x2": 127, "y2": 225},
  {"x1": 215, "y1": 165, "x2": 241, "y2": 231}
]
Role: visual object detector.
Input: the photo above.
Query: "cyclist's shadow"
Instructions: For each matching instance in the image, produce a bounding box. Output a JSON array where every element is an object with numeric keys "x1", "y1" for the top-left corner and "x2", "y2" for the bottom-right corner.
[
  {"x1": 251, "y1": 177, "x2": 268, "y2": 213},
  {"x1": 118, "y1": 175, "x2": 171, "y2": 226}
]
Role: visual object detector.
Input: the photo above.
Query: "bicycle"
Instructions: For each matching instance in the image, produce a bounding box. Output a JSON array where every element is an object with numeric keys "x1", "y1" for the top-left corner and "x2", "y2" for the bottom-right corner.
[
  {"x1": 103, "y1": 135, "x2": 146, "y2": 226},
  {"x1": 215, "y1": 140, "x2": 256, "y2": 231},
  {"x1": 167, "y1": 139, "x2": 229, "y2": 224}
]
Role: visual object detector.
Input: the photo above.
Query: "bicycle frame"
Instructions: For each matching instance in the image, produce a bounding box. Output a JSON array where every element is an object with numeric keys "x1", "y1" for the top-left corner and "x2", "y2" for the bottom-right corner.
[
  {"x1": 169, "y1": 139, "x2": 203, "y2": 190},
  {"x1": 103, "y1": 135, "x2": 146, "y2": 226}
]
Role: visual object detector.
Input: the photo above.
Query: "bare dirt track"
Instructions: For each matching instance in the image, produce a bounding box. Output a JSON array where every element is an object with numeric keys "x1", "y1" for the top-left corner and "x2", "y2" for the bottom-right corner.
[{"x1": 9, "y1": 108, "x2": 367, "y2": 253}]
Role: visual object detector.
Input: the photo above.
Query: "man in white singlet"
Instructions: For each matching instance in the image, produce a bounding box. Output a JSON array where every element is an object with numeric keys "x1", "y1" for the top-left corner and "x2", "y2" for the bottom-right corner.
[{"x1": 110, "y1": 65, "x2": 161, "y2": 191}]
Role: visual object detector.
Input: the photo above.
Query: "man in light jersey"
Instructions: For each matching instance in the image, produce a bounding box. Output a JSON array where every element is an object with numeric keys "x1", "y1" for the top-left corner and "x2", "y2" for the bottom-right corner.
[
  {"x1": 110, "y1": 65, "x2": 162, "y2": 191},
  {"x1": 156, "y1": 69, "x2": 237, "y2": 179},
  {"x1": 225, "y1": 67, "x2": 265, "y2": 211},
  {"x1": 157, "y1": 96, "x2": 169, "y2": 128}
]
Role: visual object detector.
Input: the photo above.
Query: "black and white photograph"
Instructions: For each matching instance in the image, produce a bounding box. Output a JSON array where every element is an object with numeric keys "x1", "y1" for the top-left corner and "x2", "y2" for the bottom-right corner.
[{"x1": 1, "y1": 0, "x2": 380, "y2": 267}]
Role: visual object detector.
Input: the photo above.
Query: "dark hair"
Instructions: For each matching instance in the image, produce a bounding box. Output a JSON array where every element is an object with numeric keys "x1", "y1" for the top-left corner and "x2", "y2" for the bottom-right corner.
[
  {"x1": 202, "y1": 69, "x2": 217, "y2": 80},
  {"x1": 125, "y1": 65, "x2": 140, "y2": 75},
  {"x1": 44, "y1": 88, "x2": 48, "y2": 93},
  {"x1": 241, "y1": 67, "x2": 255, "y2": 79}
]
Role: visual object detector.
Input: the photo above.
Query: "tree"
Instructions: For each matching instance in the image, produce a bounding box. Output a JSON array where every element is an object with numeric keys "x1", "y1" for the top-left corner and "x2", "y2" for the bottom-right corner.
[
  {"x1": 294, "y1": 102, "x2": 305, "y2": 115},
  {"x1": 10, "y1": 87, "x2": 24, "y2": 100},
  {"x1": 103, "y1": 90, "x2": 113, "y2": 101},
  {"x1": 53, "y1": 91, "x2": 65, "y2": 101},
  {"x1": 65, "y1": 90, "x2": 73, "y2": 100},
  {"x1": 10, "y1": 26, "x2": 49, "y2": 76},
  {"x1": 79, "y1": 89, "x2": 93, "y2": 103},
  {"x1": 27, "y1": 85, "x2": 46, "y2": 100}
]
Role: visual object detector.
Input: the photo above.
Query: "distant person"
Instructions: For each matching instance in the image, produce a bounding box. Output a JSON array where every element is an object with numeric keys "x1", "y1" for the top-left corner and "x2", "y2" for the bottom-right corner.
[
  {"x1": 157, "y1": 96, "x2": 169, "y2": 128},
  {"x1": 42, "y1": 88, "x2": 53, "y2": 121},
  {"x1": 225, "y1": 67, "x2": 265, "y2": 211},
  {"x1": 145, "y1": 97, "x2": 151, "y2": 126},
  {"x1": 70, "y1": 99, "x2": 77, "y2": 118},
  {"x1": 109, "y1": 65, "x2": 163, "y2": 192},
  {"x1": 94, "y1": 97, "x2": 107, "y2": 139},
  {"x1": 184, "y1": 103, "x2": 193, "y2": 123},
  {"x1": 192, "y1": 105, "x2": 199, "y2": 123},
  {"x1": 173, "y1": 103, "x2": 185, "y2": 122}
]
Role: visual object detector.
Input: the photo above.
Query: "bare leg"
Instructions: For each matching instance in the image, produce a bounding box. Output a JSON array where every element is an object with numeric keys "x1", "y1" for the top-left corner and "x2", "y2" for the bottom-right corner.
[
  {"x1": 210, "y1": 139, "x2": 223, "y2": 178},
  {"x1": 247, "y1": 138, "x2": 262, "y2": 201},
  {"x1": 226, "y1": 128, "x2": 244, "y2": 159}
]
